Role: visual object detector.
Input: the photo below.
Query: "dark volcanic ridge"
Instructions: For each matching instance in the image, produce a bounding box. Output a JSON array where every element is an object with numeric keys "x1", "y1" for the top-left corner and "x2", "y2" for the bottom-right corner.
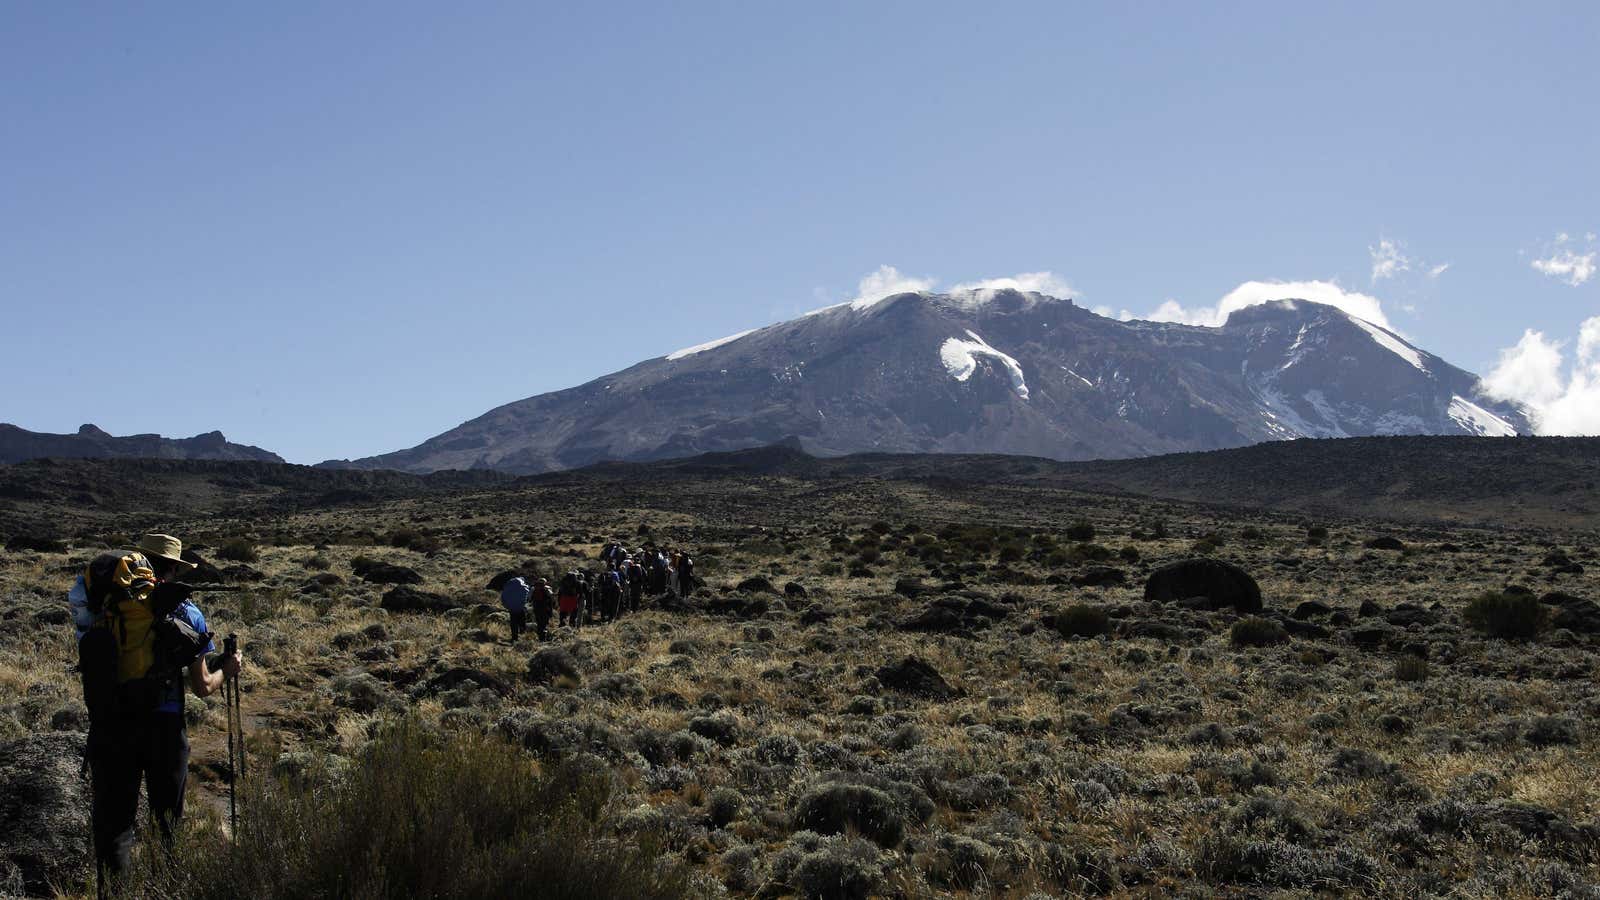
[
  {"x1": 5, "y1": 435, "x2": 1596, "y2": 533},
  {"x1": 321, "y1": 292, "x2": 1531, "y2": 475},
  {"x1": 0, "y1": 423, "x2": 284, "y2": 465}
]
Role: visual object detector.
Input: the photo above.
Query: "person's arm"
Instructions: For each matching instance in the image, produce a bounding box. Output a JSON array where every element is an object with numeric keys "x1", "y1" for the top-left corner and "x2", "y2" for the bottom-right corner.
[{"x1": 188, "y1": 647, "x2": 242, "y2": 697}]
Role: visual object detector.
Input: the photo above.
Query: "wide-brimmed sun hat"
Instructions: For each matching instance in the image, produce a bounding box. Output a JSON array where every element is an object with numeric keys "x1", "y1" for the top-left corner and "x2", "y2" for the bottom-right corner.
[{"x1": 137, "y1": 533, "x2": 197, "y2": 573}]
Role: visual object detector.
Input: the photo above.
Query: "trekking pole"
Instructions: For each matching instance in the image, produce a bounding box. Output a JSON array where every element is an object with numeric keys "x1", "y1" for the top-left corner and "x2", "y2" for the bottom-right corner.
[{"x1": 223, "y1": 633, "x2": 239, "y2": 838}]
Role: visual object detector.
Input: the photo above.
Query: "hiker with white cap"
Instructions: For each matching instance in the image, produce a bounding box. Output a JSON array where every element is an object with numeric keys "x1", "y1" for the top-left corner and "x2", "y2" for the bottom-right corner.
[{"x1": 72, "y1": 533, "x2": 243, "y2": 883}]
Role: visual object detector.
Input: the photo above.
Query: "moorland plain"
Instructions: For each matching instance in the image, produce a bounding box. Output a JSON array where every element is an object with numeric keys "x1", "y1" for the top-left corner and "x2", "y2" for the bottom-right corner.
[{"x1": 1, "y1": 439, "x2": 1598, "y2": 897}]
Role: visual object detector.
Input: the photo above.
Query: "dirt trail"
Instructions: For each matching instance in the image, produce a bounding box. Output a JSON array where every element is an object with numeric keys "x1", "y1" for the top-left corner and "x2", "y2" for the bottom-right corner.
[{"x1": 186, "y1": 678, "x2": 295, "y2": 831}]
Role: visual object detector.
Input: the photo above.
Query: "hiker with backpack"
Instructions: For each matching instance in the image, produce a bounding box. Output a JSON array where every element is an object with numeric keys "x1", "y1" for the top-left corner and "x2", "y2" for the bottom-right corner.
[
  {"x1": 677, "y1": 551, "x2": 695, "y2": 599},
  {"x1": 500, "y1": 575, "x2": 532, "y2": 643},
  {"x1": 72, "y1": 534, "x2": 242, "y2": 881},
  {"x1": 530, "y1": 577, "x2": 555, "y2": 640},
  {"x1": 625, "y1": 557, "x2": 644, "y2": 613},
  {"x1": 557, "y1": 572, "x2": 582, "y2": 629},
  {"x1": 599, "y1": 565, "x2": 622, "y2": 622}
]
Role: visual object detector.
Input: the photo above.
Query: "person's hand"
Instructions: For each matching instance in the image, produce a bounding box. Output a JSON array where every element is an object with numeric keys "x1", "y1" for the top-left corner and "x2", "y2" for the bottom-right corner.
[{"x1": 221, "y1": 650, "x2": 243, "y2": 678}]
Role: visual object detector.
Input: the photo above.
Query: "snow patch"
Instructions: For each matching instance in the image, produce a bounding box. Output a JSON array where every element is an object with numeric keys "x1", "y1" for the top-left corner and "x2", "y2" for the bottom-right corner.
[
  {"x1": 1348, "y1": 317, "x2": 1427, "y2": 372},
  {"x1": 939, "y1": 330, "x2": 1029, "y2": 400},
  {"x1": 1062, "y1": 367, "x2": 1093, "y2": 388},
  {"x1": 1448, "y1": 395, "x2": 1517, "y2": 437},
  {"x1": 665, "y1": 329, "x2": 756, "y2": 361}
]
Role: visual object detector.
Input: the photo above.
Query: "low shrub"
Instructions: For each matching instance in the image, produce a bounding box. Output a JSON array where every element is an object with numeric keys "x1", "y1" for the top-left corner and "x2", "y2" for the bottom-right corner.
[
  {"x1": 1065, "y1": 521, "x2": 1096, "y2": 542},
  {"x1": 1055, "y1": 604, "x2": 1112, "y2": 638},
  {"x1": 217, "y1": 538, "x2": 258, "y2": 563},
  {"x1": 1394, "y1": 655, "x2": 1429, "y2": 682},
  {"x1": 122, "y1": 719, "x2": 687, "y2": 899},
  {"x1": 1463, "y1": 592, "x2": 1547, "y2": 640},
  {"x1": 794, "y1": 783, "x2": 905, "y2": 847},
  {"x1": 1231, "y1": 617, "x2": 1288, "y2": 647}
]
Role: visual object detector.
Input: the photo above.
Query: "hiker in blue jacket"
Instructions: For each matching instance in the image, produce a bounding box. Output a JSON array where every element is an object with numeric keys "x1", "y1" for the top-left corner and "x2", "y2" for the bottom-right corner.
[{"x1": 500, "y1": 575, "x2": 532, "y2": 643}]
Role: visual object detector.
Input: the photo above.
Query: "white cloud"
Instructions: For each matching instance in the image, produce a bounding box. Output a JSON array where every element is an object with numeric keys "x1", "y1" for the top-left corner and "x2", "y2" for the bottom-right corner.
[
  {"x1": 1370, "y1": 239, "x2": 1410, "y2": 282},
  {"x1": 1530, "y1": 233, "x2": 1597, "y2": 286},
  {"x1": 1531, "y1": 248, "x2": 1597, "y2": 286},
  {"x1": 1138, "y1": 280, "x2": 1395, "y2": 330},
  {"x1": 847, "y1": 265, "x2": 936, "y2": 310},
  {"x1": 1427, "y1": 262, "x2": 1450, "y2": 279},
  {"x1": 949, "y1": 271, "x2": 1077, "y2": 298},
  {"x1": 1482, "y1": 316, "x2": 1600, "y2": 435}
]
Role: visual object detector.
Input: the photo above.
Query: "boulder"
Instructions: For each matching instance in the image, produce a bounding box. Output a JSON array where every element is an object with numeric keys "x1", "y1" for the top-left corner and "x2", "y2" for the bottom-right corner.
[
  {"x1": 379, "y1": 585, "x2": 458, "y2": 613},
  {"x1": 1143, "y1": 559, "x2": 1262, "y2": 613},
  {"x1": 1070, "y1": 566, "x2": 1127, "y2": 588},
  {"x1": 485, "y1": 571, "x2": 520, "y2": 592},
  {"x1": 219, "y1": 564, "x2": 266, "y2": 583},
  {"x1": 0, "y1": 732, "x2": 89, "y2": 895},
  {"x1": 897, "y1": 603, "x2": 967, "y2": 634},
  {"x1": 422, "y1": 667, "x2": 511, "y2": 698},
  {"x1": 784, "y1": 581, "x2": 809, "y2": 598},
  {"x1": 352, "y1": 558, "x2": 423, "y2": 585},
  {"x1": 1550, "y1": 597, "x2": 1600, "y2": 634},
  {"x1": 1384, "y1": 605, "x2": 1440, "y2": 628},
  {"x1": 875, "y1": 657, "x2": 956, "y2": 699},
  {"x1": 894, "y1": 577, "x2": 933, "y2": 599},
  {"x1": 181, "y1": 548, "x2": 228, "y2": 584},
  {"x1": 736, "y1": 575, "x2": 778, "y2": 595},
  {"x1": 1291, "y1": 600, "x2": 1332, "y2": 619},
  {"x1": 1364, "y1": 536, "x2": 1406, "y2": 551}
]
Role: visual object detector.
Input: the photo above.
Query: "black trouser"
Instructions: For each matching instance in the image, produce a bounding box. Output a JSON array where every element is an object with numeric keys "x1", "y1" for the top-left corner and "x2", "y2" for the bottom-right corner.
[
  {"x1": 90, "y1": 712, "x2": 189, "y2": 878},
  {"x1": 509, "y1": 609, "x2": 527, "y2": 641},
  {"x1": 679, "y1": 573, "x2": 693, "y2": 598},
  {"x1": 534, "y1": 608, "x2": 552, "y2": 640}
]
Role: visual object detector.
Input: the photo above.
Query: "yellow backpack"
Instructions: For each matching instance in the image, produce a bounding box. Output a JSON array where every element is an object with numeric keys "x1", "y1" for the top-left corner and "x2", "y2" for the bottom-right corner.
[{"x1": 83, "y1": 552, "x2": 162, "y2": 683}]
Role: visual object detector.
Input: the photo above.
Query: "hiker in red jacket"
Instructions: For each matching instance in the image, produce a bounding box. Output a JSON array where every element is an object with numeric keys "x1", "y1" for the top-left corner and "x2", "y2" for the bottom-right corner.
[{"x1": 557, "y1": 572, "x2": 581, "y2": 629}]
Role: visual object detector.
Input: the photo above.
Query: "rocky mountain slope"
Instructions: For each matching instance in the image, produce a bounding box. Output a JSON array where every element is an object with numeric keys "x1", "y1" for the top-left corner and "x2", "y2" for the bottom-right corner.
[
  {"x1": 0, "y1": 423, "x2": 283, "y2": 465},
  {"x1": 324, "y1": 291, "x2": 1529, "y2": 474}
]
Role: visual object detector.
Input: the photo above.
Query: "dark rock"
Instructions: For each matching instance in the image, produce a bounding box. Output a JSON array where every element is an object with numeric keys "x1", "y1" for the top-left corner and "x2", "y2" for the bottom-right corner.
[
  {"x1": 181, "y1": 548, "x2": 227, "y2": 584},
  {"x1": 736, "y1": 575, "x2": 778, "y2": 594},
  {"x1": 1144, "y1": 559, "x2": 1262, "y2": 613},
  {"x1": 1071, "y1": 566, "x2": 1127, "y2": 588},
  {"x1": 1384, "y1": 605, "x2": 1440, "y2": 628},
  {"x1": 1280, "y1": 618, "x2": 1331, "y2": 639},
  {"x1": 3, "y1": 534, "x2": 68, "y2": 553},
  {"x1": 379, "y1": 585, "x2": 458, "y2": 613},
  {"x1": 485, "y1": 570, "x2": 520, "y2": 591},
  {"x1": 1348, "y1": 625, "x2": 1394, "y2": 648},
  {"x1": 31, "y1": 607, "x2": 70, "y2": 626},
  {"x1": 897, "y1": 603, "x2": 966, "y2": 634},
  {"x1": 1551, "y1": 600, "x2": 1600, "y2": 634},
  {"x1": 876, "y1": 657, "x2": 956, "y2": 699},
  {"x1": 0, "y1": 732, "x2": 89, "y2": 895},
  {"x1": 798, "y1": 606, "x2": 834, "y2": 626},
  {"x1": 1357, "y1": 599, "x2": 1383, "y2": 617},
  {"x1": 527, "y1": 648, "x2": 581, "y2": 685},
  {"x1": 1292, "y1": 600, "x2": 1332, "y2": 619},
  {"x1": 964, "y1": 598, "x2": 1009, "y2": 621},
  {"x1": 352, "y1": 558, "x2": 423, "y2": 585},
  {"x1": 784, "y1": 581, "x2": 809, "y2": 598},
  {"x1": 423, "y1": 667, "x2": 511, "y2": 698},
  {"x1": 219, "y1": 564, "x2": 266, "y2": 583},
  {"x1": 1365, "y1": 536, "x2": 1406, "y2": 551},
  {"x1": 894, "y1": 577, "x2": 933, "y2": 598}
]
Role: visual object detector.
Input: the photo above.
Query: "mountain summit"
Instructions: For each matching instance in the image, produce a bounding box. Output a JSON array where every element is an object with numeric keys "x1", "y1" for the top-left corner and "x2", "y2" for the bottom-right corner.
[{"x1": 327, "y1": 291, "x2": 1527, "y2": 474}]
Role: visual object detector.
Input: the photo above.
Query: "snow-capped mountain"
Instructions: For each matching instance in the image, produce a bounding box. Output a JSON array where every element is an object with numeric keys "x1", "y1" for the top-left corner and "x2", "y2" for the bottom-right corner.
[{"x1": 326, "y1": 291, "x2": 1528, "y2": 474}]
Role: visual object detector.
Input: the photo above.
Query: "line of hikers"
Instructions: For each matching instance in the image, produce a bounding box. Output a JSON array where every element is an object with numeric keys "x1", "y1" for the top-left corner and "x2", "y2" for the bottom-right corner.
[{"x1": 498, "y1": 542, "x2": 695, "y2": 642}]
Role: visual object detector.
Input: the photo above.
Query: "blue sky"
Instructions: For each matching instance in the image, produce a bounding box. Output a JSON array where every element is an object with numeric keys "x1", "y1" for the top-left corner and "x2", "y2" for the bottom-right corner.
[{"x1": 3, "y1": 2, "x2": 1596, "y2": 463}]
